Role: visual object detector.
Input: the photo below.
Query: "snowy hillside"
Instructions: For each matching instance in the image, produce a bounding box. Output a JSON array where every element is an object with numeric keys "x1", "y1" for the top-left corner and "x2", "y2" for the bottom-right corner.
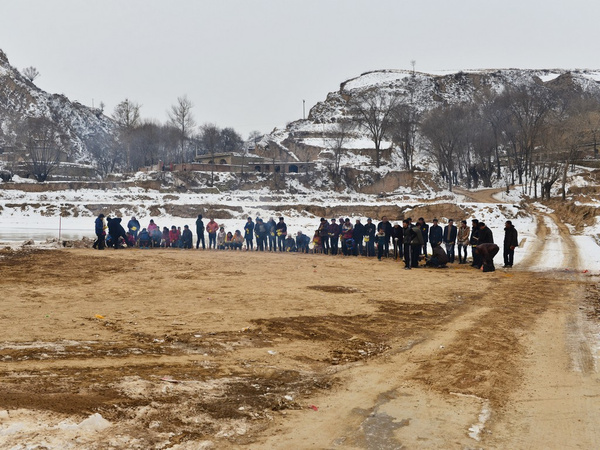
[
  {"x1": 264, "y1": 68, "x2": 600, "y2": 171},
  {"x1": 0, "y1": 49, "x2": 116, "y2": 164}
]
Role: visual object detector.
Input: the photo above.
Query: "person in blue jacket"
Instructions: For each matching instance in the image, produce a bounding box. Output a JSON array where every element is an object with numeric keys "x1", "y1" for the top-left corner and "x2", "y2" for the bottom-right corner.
[
  {"x1": 93, "y1": 213, "x2": 106, "y2": 250},
  {"x1": 296, "y1": 231, "x2": 311, "y2": 253},
  {"x1": 127, "y1": 216, "x2": 141, "y2": 240},
  {"x1": 244, "y1": 217, "x2": 254, "y2": 251}
]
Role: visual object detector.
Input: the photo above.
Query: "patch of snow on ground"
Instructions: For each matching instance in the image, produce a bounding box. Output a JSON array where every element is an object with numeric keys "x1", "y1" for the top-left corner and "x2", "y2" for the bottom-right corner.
[{"x1": 531, "y1": 215, "x2": 565, "y2": 271}]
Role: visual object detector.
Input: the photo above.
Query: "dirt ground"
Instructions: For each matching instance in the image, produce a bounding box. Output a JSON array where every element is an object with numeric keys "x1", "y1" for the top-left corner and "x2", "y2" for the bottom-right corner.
[{"x1": 1, "y1": 246, "x2": 600, "y2": 449}]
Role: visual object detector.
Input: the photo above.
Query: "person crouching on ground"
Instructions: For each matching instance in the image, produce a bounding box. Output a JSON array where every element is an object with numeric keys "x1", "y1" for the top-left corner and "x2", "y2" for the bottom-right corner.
[
  {"x1": 181, "y1": 225, "x2": 193, "y2": 249},
  {"x1": 232, "y1": 230, "x2": 244, "y2": 250},
  {"x1": 162, "y1": 227, "x2": 170, "y2": 247},
  {"x1": 217, "y1": 226, "x2": 226, "y2": 250},
  {"x1": 296, "y1": 231, "x2": 310, "y2": 253},
  {"x1": 138, "y1": 228, "x2": 151, "y2": 248},
  {"x1": 476, "y1": 243, "x2": 500, "y2": 272},
  {"x1": 426, "y1": 243, "x2": 449, "y2": 268}
]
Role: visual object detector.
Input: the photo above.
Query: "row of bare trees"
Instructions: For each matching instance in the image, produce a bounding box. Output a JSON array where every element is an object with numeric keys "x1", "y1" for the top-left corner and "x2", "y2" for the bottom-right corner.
[
  {"x1": 83, "y1": 96, "x2": 248, "y2": 176},
  {"x1": 343, "y1": 82, "x2": 600, "y2": 199}
]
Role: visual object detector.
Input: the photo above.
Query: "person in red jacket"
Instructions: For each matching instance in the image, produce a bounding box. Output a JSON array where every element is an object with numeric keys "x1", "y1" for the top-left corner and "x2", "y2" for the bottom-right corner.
[
  {"x1": 169, "y1": 226, "x2": 179, "y2": 248},
  {"x1": 206, "y1": 218, "x2": 219, "y2": 249}
]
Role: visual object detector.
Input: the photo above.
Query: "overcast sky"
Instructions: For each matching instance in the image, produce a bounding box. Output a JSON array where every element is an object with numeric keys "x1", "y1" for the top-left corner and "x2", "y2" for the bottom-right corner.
[{"x1": 1, "y1": 1, "x2": 599, "y2": 139}]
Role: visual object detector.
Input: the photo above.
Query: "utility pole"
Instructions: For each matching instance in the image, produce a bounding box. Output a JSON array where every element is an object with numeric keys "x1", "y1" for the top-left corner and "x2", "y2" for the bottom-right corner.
[{"x1": 303, "y1": 100, "x2": 306, "y2": 120}]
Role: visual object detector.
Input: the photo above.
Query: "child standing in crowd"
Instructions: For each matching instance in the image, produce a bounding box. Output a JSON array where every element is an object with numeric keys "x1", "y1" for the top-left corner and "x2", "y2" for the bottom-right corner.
[{"x1": 312, "y1": 230, "x2": 323, "y2": 253}]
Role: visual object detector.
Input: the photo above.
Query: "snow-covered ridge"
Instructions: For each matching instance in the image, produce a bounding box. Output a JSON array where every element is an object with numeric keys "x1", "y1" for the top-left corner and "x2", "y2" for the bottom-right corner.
[{"x1": 0, "y1": 49, "x2": 116, "y2": 164}]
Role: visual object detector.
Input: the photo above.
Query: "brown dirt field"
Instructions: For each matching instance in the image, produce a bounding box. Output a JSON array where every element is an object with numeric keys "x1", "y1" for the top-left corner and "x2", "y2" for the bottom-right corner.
[{"x1": 1, "y1": 248, "x2": 600, "y2": 448}]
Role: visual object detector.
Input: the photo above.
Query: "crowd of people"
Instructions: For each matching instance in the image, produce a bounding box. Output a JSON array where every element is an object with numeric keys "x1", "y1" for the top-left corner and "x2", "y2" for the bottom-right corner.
[{"x1": 93, "y1": 213, "x2": 519, "y2": 272}]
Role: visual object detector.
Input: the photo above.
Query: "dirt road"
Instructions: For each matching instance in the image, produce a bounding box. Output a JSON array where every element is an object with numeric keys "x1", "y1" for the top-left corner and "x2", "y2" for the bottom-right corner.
[{"x1": 0, "y1": 245, "x2": 599, "y2": 448}]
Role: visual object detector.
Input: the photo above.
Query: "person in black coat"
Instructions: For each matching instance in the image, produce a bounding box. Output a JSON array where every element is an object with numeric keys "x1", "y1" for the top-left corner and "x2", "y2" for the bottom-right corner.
[
  {"x1": 377, "y1": 216, "x2": 393, "y2": 258},
  {"x1": 476, "y1": 243, "x2": 499, "y2": 272},
  {"x1": 402, "y1": 220, "x2": 413, "y2": 269},
  {"x1": 195, "y1": 214, "x2": 205, "y2": 249},
  {"x1": 364, "y1": 218, "x2": 376, "y2": 257},
  {"x1": 428, "y1": 218, "x2": 443, "y2": 254},
  {"x1": 478, "y1": 222, "x2": 494, "y2": 244},
  {"x1": 443, "y1": 219, "x2": 458, "y2": 263},
  {"x1": 416, "y1": 218, "x2": 429, "y2": 256},
  {"x1": 317, "y1": 218, "x2": 329, "y2": 255},
  {"x1": 328, "y1": 219, "x2": 340, "y2": 255},
  {"x1": 391, "y1": 223, "x2": 404, "y2": 259},
  {"x1": 503, "y1": 220, "x2": 519, "y2": 268},
  {"x1": 353, "y1": 219, "x2": 364, "y2": 256},
  {"x1": 106, "y1": 216, "x2": 128, "y2": 249},
  {"x1": 244, "y1": 217, "x2": 254, "y2": 251},
  {"x1": 470, "y1": 219, "x2": 480, "y2": 268}
]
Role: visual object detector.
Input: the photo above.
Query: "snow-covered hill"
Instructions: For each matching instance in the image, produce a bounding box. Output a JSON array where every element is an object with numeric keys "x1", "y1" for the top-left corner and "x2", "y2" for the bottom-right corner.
[
  {"x1": 263, "y1": 68, "x2": 600, "y2": 171},
  {"x1": 0, "y1": 49, "x2": 116, "y2": 164}
]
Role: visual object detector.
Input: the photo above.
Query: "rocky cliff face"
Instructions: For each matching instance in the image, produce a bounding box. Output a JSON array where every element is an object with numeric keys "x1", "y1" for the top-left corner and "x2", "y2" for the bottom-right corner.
[{"x1": 0, "y1": 49, "x2": 116, "y2": 165}]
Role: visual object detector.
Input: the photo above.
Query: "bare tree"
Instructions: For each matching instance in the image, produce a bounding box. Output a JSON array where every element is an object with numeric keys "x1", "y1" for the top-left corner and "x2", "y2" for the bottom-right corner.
[
  {"x1": 22, "y1": 66, "x2": 40, "y2": 83},
  {"x1": 18, "y1": 117, "x2": 66, "y2": 182},
  {"x1": 112, "y1": 99, "x2": 141, "y2": 170},
  {"x1": 389, "y1": 103, "x2": 420, "y2": 170},
  {"x1": 168, "y1": 95, "x2": 196, "y2": 164},
  {"x1": 421, "y1": 104, "x2": 469, "y2": 191},
  {"x1": 349, "y1": 89, "x2": 401, "y2": 167},
  {"x1": 200, "y1": 123, "x2": 220, "y2": 186},
  {"x1": 326, "y1": 119, "x2": 354, "y2": 188},
  {"x1": 502, "y1": 84, "x2": 554, "y2": 186}
]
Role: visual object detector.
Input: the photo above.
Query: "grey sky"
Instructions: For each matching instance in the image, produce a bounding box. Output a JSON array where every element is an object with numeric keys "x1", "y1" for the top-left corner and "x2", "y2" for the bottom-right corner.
[{"x1": 1, "y1": 1, "x2": 599, "y2": 138}]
